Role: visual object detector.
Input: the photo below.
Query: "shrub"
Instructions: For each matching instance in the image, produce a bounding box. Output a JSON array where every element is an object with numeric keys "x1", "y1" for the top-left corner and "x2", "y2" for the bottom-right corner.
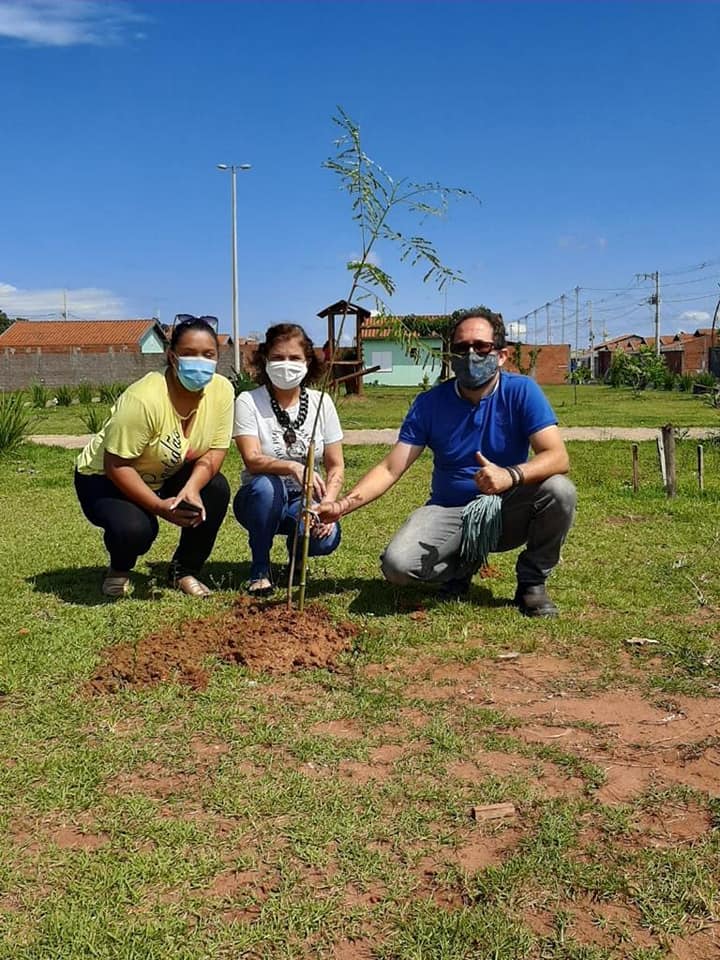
[
  {"x1": 228, "y1": 368, "x2": 256, "y2": 397},
  {"x1": 30, "y1": 382, "x2": 49, "y2": 408},
  {"x1": 662, "y1": 369, "x2": 677, "y2": 391},
  {"x1": 608, "y1": 346, "x2": 669, "y2": 392},
  {"x1": 99, "y1": 382, "x2": 128, "y2": 403},
  {"x1": 79, "y1": 404, "x2": 109, "y2": 434},
  {"x1": 694, "y1": 371, "x2": 716, "y2": 389},
  {"x1": 54, "y1": 384, "x2": 74, "y2": 406},
  {"x1": 0, "y1": 392, "x2": 36, "y2": 455},
  {"x1": 76, "y1": 382, "x2": 95, "y2": 404},
  {"x1": 678, "y1": 373, "x2": 694, "y2": 392},
  {"x1": 567, "y1": 364, "x2": 591, "y2": 385}
]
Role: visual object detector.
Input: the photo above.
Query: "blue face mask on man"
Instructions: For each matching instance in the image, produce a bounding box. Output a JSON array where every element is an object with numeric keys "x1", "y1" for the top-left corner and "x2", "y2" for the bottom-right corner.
[
  {"x1": 175, "y1": 356, "x2": 217, "y2": 392},
  {"x1": 451, "y1": 349, "x2": 499, "y2": 390}
]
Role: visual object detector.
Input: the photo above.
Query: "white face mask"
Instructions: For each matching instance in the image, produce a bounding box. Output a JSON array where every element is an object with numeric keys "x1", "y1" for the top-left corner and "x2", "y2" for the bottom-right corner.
[{"x1": 266, "y1": 360, "x2": 307, "y2": 390}]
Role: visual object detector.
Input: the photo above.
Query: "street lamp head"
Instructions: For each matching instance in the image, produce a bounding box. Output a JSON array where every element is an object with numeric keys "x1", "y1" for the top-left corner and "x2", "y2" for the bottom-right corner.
[
  {"x1": 216, "y1": 163, "x2": 229, "y2": 170},
  {"x1": 239, "y1": 163, "x2": 252, "y2": 170},
  {"x1": 217, "y1": 163, "x2": 251, "y2": 171}
]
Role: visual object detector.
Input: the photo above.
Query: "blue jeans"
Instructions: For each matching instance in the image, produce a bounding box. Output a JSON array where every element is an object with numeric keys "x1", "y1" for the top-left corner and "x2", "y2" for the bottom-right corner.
[{"x1": 233, "y1": 474, "x2": 342, "y2": 581}]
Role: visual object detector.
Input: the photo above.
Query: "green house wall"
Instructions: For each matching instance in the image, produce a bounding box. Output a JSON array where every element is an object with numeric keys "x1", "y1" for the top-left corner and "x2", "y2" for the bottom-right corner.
[
  {"x1": 139, "y1": 327, "x2": 167, "y2": 354},
  {"x1": 363, "y1": 337, "x2": 443, "y2": 386}
]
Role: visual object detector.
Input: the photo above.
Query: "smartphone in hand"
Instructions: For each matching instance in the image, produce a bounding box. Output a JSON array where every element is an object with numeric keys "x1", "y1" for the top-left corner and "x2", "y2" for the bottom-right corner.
[{"x1": 175, "y1": 499, "x2": 203, "y2": 516}]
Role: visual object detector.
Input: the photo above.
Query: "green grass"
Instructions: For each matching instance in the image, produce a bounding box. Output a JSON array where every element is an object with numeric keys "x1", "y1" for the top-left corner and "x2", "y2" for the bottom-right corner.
[
  {"x1": 1, "y1": 440, "x2": 719, "y2": 957},
  {"x1": 21, "y1": 384, "x2": 720, "y2": 434}
]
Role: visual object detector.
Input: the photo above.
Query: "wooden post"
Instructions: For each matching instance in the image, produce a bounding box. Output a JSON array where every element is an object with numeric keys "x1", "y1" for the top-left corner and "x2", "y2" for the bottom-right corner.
[
  {"x1": 355, "y1": 312, "x2": 364, "y2": 396},
  {"x1": 631, "y1": 443, "x2": 639, "y2": 493},
  {"x1": 697, "y1": 444, "x2": 704, "y2": 493},
  {"x1": 656, "y1": 433, "x2": 667, "y2": 488},
  {"x1": 662, "y1": 424, "x2": 676, "y2": 498}
]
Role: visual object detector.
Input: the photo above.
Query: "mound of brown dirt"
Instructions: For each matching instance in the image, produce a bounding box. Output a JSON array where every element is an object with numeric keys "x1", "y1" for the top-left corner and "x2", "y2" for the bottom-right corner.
[{"x1": 86, "y1": 598, "x2": 357, "y2": 694}]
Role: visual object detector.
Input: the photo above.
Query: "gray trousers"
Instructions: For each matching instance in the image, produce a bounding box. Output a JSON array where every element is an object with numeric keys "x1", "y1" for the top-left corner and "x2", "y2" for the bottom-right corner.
[{"x1": 380, "y1": 475, "x2": 576, "y2": 588}]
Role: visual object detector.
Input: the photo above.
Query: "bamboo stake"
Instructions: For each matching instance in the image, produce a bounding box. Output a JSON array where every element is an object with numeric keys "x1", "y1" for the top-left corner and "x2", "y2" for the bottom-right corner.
[
  {"x1": 662, "y1": 424, "x2": 676, "y2": 498},
  {"x1": 286, "y1": 512, "x2": 300, "y2": 610},
  {"x1": 631, "y1": 443, "x2": 639, "y2": 493},
  {"x1": 297, "y1": 440, "x2": 315, "y2": 612},
  {"x1": 697, "y1": 443, "x2": 704, "y2": 493}
]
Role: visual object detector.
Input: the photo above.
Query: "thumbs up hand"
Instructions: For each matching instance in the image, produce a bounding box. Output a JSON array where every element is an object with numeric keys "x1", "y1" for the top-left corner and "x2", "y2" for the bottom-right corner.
[{"x1": 473, "y1": 451, "x2": 514, "y2": 495}]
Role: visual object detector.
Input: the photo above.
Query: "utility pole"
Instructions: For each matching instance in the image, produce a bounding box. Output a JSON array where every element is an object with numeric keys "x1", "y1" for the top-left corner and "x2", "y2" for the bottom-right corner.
[
  {"x1": 560, "y1": 293, "x2": 566, "y2": 345},
  {"x1": 533, "y1": 309, "x2": 539, "y2": 345},
  {"x1": 574, "y1": 286, "x2": 580, "y2": 369},
  {"x1": 637, "y1": 271, "x2": 661, "y2": 356},
  {"x1": 217, "y1": 162, "x2": 252, "y2": 373},
  {"x1": 545, "y1": 302, "x2": 551, "y2": 343},
  {"x1": 710, "y1": 284, "x2": 720, "y2": 377},
  {"x1": 588, "y1": 300, "x2": 594, "y2": 378},
  {"x1": 63, "y1": 290, "x2": 68, "y2": 321}
]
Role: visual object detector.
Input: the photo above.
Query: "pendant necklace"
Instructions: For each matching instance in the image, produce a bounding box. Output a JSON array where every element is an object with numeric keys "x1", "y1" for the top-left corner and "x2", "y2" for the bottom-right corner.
[{"x1": 269, "y1": 387, "x2": 309, "y2": 447}]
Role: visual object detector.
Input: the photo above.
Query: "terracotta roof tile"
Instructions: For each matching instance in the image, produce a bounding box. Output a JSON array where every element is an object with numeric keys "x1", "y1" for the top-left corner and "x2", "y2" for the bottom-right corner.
[
  {"x1": 0, "y1": 319, "x2": 162, "y2": 348},
  {"x1": 360, "y1": 314, "x2": 446, "y2": 340}
]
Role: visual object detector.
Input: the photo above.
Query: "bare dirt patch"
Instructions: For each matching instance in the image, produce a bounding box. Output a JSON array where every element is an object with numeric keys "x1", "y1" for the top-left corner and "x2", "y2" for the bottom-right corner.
[
  {"x1": 450, "y1": 827, "x2": 523, "y2": 872},
  {"x1": 9, "y1": 815, "x2": 110, "y2": 855},
  {"x1": 106, "y1": 761, "x2": 198, "y2": 800},
  {"x1": 330, "y1": 938, "x2": 375, "y2": 960},
  {"x1": 394, "y1": 652, "x2": 720, "y2": 804},
  {"x1": 310, "y1": 719, "x2": 363, "y2": 739},
  {"x1": 338, "y1": 743, "x2": 410, "y2": 784},
  {"x1": 86, "y1": 598, "x2": 357, "y2": 693},
  {"x1": 669, "y1": 927, "x2": 720, "y2": 959},
  {"x1": 605, "y1": 514, "x2": 651, "y2": 526}
]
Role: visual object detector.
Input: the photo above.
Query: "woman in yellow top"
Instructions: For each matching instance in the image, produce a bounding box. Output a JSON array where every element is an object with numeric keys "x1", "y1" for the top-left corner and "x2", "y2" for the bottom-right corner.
[{"x1": 75, "y1": 315, "x2": 234, "y2": 598}]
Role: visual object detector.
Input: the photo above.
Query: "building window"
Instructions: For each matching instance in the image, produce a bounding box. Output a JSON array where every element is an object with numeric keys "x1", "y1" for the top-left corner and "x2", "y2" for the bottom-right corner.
[{"x1": 370, "y1": 350, "x2": 393, "y2": 372}]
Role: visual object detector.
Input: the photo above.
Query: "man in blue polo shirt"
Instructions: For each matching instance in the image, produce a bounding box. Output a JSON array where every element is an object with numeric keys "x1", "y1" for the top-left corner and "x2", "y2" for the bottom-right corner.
[{"x1": 317, "y1": 307, "x2": 576, "y2": 616}]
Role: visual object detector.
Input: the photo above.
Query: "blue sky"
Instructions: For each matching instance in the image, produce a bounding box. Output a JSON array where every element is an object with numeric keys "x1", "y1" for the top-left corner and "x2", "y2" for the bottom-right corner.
[{"x1": 1, "y1": 0, "x2": 719, "y2": 347}]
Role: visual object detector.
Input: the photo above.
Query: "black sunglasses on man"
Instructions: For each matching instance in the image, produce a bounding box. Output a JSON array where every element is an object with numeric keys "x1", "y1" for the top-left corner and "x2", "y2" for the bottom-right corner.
[{"x1": 449, "y1": 339, "x2": 497, "y2": 358}]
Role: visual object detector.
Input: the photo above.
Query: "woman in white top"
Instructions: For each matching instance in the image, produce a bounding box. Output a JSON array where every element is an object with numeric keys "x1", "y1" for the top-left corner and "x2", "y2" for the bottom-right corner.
[{"x1": 233, "y1": 323, "x2": 344, "y2": 596}]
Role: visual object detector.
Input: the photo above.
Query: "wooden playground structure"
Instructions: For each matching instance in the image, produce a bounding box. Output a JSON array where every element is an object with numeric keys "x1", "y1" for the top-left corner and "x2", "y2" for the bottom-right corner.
[{"x1": 317, "y1": 300, "x2": 380, "y2": 395}]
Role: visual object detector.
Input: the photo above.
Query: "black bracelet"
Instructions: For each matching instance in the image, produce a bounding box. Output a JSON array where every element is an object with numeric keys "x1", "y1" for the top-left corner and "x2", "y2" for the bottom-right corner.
[
  {"x1": 513, "y1": 464, "x2": 525, "y2": 486},
  {"x1": 506, "y1": 466, "x2": 520, "y2": 488}
]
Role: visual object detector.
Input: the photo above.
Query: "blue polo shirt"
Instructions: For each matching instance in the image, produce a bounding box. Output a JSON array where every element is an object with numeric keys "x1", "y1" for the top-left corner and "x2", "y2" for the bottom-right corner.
[{"x1": 398, "y1": 373, "x2": 557, "y2": 507}]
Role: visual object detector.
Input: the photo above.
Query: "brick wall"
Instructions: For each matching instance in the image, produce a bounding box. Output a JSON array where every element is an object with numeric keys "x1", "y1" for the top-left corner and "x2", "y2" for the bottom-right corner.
[
  {"x1": 680, "y1": 337, "x2": 709, "y2": 375},
  {"x1": 504, "y1": 343, "x2": 570, "y2": 385},
  {"x1": 0, "y1": 346, "x2": 240, "y2": 391}
]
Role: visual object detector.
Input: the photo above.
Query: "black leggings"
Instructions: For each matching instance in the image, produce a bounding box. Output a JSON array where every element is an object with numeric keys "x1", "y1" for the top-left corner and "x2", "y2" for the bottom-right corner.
[{"x1": 74, "y1": 463, "x2": 230, "y2": 577}]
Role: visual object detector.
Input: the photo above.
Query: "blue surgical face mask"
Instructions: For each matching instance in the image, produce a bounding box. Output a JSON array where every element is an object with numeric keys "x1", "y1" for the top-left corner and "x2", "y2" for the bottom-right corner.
[
  {"x1": 451, "y1": 349, "x2": 499, "y2": 390},
  {"x1": 175, "y1": 356, "x2": 217, "y2": 392}
]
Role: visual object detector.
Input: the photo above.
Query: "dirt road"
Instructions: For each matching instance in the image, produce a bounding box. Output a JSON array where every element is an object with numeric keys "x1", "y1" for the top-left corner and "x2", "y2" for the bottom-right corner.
[{"x1": 27, "y1": 426, "x2": 719, "y2": 449}]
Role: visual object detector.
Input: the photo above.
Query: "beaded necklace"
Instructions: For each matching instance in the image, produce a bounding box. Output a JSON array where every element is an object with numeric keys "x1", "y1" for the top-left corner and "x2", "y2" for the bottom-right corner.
[{"x1": 268, "y1": 387, "x2": 309, "y2": 447}]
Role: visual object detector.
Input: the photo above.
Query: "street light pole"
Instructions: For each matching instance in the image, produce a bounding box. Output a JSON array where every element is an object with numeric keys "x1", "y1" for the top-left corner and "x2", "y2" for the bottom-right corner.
[{"x1": 217, "y1": 162, "x2": 251, "y2": 373}]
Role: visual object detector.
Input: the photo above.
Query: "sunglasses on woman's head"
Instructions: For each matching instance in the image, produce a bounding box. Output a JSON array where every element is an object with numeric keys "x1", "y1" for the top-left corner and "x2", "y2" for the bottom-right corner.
[{"x1": 173, "y1": 314, "x2": 219, "y2": 331}]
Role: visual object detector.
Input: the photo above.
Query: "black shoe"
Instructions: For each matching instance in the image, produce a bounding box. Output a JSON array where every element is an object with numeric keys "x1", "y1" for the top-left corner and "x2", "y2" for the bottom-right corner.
[
  {"x1": 275, "y1": 564, "x2": 291, "y2": 588},
  {"x1": 438, "y1": 576, "x2": 472, "y2": 599},
  {"x1": 514, "y1": 583, "x2": 558, "y2": 618}
]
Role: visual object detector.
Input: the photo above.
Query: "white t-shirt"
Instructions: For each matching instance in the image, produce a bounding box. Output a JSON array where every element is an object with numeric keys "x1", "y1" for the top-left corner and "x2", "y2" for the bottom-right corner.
[{"x1": 233, "y1": 386, "x2": 343, "y2": 491}]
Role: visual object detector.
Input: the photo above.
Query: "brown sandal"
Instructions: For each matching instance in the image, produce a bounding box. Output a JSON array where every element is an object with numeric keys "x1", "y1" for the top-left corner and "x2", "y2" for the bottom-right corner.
[{"x1": 173, "y1": 575, "x2": 212, "y2": 598}]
